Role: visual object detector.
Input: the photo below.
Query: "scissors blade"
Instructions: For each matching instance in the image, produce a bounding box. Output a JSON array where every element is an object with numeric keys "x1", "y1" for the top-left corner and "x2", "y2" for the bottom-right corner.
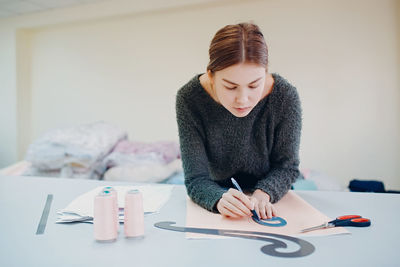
[{"x1": 301, "y1": 222, "x2": 331, "y2": 233}]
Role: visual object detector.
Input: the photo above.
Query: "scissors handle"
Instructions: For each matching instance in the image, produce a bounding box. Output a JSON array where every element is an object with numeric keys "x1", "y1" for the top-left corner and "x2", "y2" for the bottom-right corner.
[
  {"x1": 336, "y1": 215, "x2": 361, "y2": 220},
  {"x1": 328, "y1": 215, "x2": 360, "y2": 224},
  {"x1": 333, "y1": 217, "x2": 371, "y2": 227}
]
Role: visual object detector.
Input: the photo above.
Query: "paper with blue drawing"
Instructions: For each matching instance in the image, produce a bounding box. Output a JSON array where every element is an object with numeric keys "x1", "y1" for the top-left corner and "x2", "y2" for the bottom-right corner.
[{"x1": 185, "y1": 190, "x2": 349, "y2": 239}]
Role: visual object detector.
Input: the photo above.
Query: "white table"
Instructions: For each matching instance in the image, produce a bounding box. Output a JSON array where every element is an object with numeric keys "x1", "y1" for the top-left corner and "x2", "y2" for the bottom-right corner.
[{"x1": 0, "y1": 175, "x2": 398, "y2": 266}]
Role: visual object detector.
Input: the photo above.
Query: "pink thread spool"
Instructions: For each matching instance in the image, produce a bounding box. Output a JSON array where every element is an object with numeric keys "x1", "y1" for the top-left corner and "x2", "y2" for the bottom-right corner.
[
  {"x1": 103, "y1": 186, "x2": 119, "y2": 232},
  {"x1": 124, "y1": 189, "x2": 144, "y2": 238},
  {"x1": 93, "y1": 190, "x2": 118, "y2": 241}
]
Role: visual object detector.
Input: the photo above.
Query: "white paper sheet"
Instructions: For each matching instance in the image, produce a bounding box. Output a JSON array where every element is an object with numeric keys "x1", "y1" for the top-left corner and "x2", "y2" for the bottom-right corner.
[{"x1": 56, "y1": 184, "x2": 174, "y2": 223}]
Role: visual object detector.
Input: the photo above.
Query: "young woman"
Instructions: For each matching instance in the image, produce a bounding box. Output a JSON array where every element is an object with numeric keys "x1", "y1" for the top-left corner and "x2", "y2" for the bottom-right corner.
[{"x1": 176, "y1": 23, "x2": 302, "y2": 220}]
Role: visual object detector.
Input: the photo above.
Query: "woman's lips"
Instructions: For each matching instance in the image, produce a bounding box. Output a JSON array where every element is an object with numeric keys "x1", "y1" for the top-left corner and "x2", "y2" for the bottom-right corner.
[{"x1": 234, "y1": 107, "x2": 251, "y2": 113}]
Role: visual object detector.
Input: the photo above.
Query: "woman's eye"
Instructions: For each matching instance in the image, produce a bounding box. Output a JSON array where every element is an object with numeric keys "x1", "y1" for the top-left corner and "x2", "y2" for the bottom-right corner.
[
  {"x1": 249, "y1": 84, "x2": 259, "y2": 89},
  {"x1": 224, "y1": 86, "x2": 237, "y2": 90}
]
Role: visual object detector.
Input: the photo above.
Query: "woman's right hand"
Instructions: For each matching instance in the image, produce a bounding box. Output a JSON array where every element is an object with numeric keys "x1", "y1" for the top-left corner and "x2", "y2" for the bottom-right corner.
[{"x1": 216, "y1": 188, "x2": 255, "y2": 218}]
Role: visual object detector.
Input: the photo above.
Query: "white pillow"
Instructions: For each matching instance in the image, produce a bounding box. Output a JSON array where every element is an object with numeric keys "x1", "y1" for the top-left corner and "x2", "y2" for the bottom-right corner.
[{"x1": 103, "y1": 159, "x2": 182, "y2": 183}]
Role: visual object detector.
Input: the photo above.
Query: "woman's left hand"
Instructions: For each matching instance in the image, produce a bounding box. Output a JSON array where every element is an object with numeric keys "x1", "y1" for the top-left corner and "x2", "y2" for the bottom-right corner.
[{"x1": 250, "y1": 189, "x2": 277, "y2": 219}]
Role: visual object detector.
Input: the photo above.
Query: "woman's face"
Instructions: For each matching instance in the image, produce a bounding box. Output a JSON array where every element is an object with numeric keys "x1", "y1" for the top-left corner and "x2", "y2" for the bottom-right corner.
[{"x1": 209, "y1": 62, "x2": 267, "y2": 117}]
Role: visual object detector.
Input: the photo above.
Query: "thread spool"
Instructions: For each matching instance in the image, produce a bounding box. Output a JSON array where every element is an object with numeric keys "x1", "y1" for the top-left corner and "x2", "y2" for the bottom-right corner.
[
  {"x1": 93, "y1": 190, "x2": 118, "y2": 241},
  {"x1": 103, "y1": 186, "x2": 119, "y2": 232},
  {"x1": 124, "y1": 189, "x2": 144, "y2": 238}
]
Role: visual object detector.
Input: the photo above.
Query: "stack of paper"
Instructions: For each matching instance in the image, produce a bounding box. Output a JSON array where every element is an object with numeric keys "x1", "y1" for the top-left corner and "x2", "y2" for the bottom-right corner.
[{"x1": 56, "y1": 184, "x2": 174, "y2": 223}]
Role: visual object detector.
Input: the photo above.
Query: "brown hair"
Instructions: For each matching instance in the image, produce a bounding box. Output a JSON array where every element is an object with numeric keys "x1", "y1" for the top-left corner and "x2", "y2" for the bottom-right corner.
[{"x1": 207, "y1": 23, "x2": 268, "y2": 73}]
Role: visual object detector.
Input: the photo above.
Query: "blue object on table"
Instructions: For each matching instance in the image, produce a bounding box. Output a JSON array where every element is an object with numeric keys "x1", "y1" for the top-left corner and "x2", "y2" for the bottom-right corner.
[
  {"x1": 349, "y1": 179, "x2": 385, "y2": 192},
  {"x1": 292, "y1": 179, "x2": 318, "y2": 190},
  {"x1": 162, "y1": 172, "x2": 184, "y2": 185},
  {"x1": 252, "y1": 216, "x2": 287, "y2": 227},
  {"x1": 348, "y1": 179, "x2": 400, "y2": 194}
]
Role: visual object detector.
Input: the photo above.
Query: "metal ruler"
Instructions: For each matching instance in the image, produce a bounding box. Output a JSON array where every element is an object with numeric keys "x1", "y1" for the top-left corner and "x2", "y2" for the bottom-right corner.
[{"x1": 36, "y1": 194, "x2": 53, "y2": 235}]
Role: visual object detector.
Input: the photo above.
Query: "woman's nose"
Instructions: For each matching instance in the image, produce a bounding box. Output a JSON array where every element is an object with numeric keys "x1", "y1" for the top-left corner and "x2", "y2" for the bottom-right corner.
[{"x1": 236, "y1": 90, "x2": 248, "y2": 104}]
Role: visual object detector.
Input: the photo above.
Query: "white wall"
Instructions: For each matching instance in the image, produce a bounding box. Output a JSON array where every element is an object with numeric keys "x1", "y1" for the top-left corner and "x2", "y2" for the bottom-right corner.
[
  {"x1": 1, "y1": 0, "x2": 399, "y2": 189},
  {"x1": 0, "y1": 0, "x2": 221, "y2": 165},
  {"x1": 0, "y1": 29, "x2": 17, "y2": 167}
]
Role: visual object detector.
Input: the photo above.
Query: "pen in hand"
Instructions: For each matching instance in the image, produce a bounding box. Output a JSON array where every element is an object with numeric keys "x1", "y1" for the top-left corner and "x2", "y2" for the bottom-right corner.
[{"x1": 231, "y1": 178, "x2": 260, "y2": 220}]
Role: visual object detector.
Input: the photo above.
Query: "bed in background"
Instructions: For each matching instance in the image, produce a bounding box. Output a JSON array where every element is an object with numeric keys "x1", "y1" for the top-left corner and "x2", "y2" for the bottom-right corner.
[
  {"x1": 0, "y1": 121, "x2": 343, "y2": 190},
  {"x1": 0, "y1": 160, "x2": 344, "y2": 190}
]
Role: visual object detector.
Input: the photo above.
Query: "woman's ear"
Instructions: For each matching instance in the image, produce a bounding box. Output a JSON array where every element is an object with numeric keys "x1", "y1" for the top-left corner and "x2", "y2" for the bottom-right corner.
[{"x1": 207, "y1": 70, "x2": 214, "y2": 86}]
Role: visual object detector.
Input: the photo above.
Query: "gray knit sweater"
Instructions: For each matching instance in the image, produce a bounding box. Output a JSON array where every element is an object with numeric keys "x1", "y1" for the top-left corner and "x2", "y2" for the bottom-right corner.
[{"x1": 176, "y1": 73, "x2": 302, "y2": 212}]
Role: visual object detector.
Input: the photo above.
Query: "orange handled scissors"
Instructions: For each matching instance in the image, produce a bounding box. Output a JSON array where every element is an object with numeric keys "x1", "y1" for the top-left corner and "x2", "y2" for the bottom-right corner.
[{"x1": 301, "y1": 215, "x2": 371, "y2": 233}]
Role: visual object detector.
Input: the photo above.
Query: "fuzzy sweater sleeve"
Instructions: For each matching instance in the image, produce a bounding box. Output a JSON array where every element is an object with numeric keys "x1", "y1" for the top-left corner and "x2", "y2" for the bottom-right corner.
[
  {"x1": 176, "y1": 93, "x2": 226, "y2": 212},
  {"x1": 254, "y1": 86, "x2": 302, "y2": 203}
]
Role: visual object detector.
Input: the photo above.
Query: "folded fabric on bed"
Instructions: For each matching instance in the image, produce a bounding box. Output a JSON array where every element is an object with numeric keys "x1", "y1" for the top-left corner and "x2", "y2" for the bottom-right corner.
[
  {"x1": 102, "y1": 140, "x2": 180, "y2": 166},
  {"x1": 24, "y1": 121, "x2": 127, "y2": 179},
  {"x1": 102, "y1": 140, "x2": 182, "y2": 183}
]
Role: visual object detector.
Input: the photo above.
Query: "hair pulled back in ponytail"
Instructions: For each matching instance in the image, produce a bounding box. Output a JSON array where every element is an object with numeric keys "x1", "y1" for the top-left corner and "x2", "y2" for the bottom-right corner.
[{"x1": 207, "y1": 23, "x2": 268, "y2": 73}]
